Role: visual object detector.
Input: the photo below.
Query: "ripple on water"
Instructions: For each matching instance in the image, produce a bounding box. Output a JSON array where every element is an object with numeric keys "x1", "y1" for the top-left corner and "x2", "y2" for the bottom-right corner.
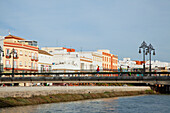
[{"x1": 0, "y1": 95, "x2": 170, "y2": 113}]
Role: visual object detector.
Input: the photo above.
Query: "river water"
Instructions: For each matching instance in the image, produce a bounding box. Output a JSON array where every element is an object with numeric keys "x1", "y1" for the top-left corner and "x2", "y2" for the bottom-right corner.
[{"x1": 0, "y1": 95, "x2": 170, "y2": 113}]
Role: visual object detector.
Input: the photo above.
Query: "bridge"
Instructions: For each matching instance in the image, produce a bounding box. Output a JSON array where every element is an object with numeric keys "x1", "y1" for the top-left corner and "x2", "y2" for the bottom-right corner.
[
  {"x1": 0, "y1": 76, "x2": 170, "y2": 85},
  {"x1": 0, "y1": 71, "x2": 170, "y2": 76},
  {"x1": 0, "y1": 71, "x2": 169, "y2": 84},
  {"x1": 0, "y1": 72, "x2": 170, "y2": 93}
]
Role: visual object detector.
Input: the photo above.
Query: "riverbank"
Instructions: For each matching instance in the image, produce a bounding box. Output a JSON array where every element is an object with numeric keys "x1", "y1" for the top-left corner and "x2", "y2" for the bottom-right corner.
[
  {"x1": 0, "y1": 90, "x2": 155, "y2": 108},
  {"x1": 0, "y1": 86, "x2": 151, "y2": 98},
  {"x1": 0, "y1": 86, "x2": 155, "y2": 108}
]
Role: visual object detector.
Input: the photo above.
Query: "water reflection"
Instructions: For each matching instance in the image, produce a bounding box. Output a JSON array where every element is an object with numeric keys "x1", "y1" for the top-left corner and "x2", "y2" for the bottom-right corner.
[
  {"x1": 0, "y1": 98, "x2": 118, "y2": 113},
  {"x1": 0, "y1": 95, "x2": 170, "y2": 113}
]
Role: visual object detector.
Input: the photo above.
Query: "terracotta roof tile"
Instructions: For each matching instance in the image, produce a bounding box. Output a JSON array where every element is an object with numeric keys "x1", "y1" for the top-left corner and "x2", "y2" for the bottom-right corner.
[{"x1": 5, "y1": 35, "x2": 25, "y2": 40}]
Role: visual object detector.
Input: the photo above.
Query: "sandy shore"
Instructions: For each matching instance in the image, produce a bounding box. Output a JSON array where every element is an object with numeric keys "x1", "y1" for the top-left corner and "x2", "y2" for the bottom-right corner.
[{"x1": 0, "y1": 86, "x2": 151, "y2": 98}]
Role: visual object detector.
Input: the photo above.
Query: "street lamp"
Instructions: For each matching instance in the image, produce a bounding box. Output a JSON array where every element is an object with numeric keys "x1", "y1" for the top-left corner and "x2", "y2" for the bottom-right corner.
[
  {"x1": 139, "y1": 41, "x2": 148, "y2": 76},
  {"x1": 0, "y1": 46, "x2": 4, "y2": 74},
  {"x1": 9, "y1": 48, "x2": 17, "y2": 77},
  {"x1": 146, "y1": 44, "x2": 155, "y2": 76}
]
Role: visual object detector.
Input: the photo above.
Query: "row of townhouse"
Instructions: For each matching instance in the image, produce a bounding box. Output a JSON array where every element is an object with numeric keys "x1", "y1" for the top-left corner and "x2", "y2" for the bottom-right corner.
[
  {"x1": 0, "y1": 34, "x2": 118, "y2": 77},
  {"x1": 41, "y1": 47, "x2": 118, "y2": 73}
]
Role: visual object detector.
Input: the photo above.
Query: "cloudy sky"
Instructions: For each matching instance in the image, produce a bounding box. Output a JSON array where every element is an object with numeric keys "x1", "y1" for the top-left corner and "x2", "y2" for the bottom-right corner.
[{"x1": 0, "y1": 0, "x2": 170, "y2": 62}]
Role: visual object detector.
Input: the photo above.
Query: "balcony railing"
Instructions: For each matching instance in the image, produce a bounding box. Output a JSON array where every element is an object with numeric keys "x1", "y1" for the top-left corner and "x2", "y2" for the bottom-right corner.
[
  {"x1": 5, "y1": 64, "x2": 11, "y2": 69},
  {"x1": 35, "y1": 57, "x2": 38, "y2": 61},
  {"x1": 31, "y1": 56, "x2": 35, "y2": 61},
  {"x1": 5, "y1": 54, "x2": 19, "y2": 59},
  {"x1": 6, "y1": 54, "x2": 10, "y2": 58}
]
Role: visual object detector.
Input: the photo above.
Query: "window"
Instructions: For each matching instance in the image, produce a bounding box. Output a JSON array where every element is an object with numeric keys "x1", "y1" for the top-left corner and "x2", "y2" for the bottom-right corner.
[
  {"x1": 25, "y1": 51, "x2": 27, "y2": 56},
  {"x1": 6, "y1": 60, "x2": 10, "y2": 67},
  {"x1": 35, "y1": 63, "x2": 37, "y2": 69},
  {"x1": 20, "y1": 50, "x2": 22, "y2": 55},
  {"x1": 19, "y1": 61, "x2": 22, "y2": 66},
  {"x1": 25, "y1": 61, "x2": 27, "y2": 66},
  {"x1": 14, "y1": 61, "x2": 17, "y2": 68},
  {"x1": 35, "y1": 53, "x2": 37, "y2": 60},
  {"x1": 31, "y1": 53, "x2": 34, "y2": 59},
  {"x1": 14, "y1": 50, "x2": 17, "y2": 57},
  {"x1": 49, "y1": 66, "x2": 51, "y2": 71},
  {"x1": 90, "y1": 64, "x2": 93, "y2": 70},
  {"x1": 31, "y1": 62, "x2": 33, "y2": 69},
  {"x1": 6, "y1": 49, "x2": 10, "y2": 56},
  {"x1": 81, "y1": 63, "x2": 84, "y2": 70},
  {"x1": 41, "y1": 65, "x2": 44, "y2": 72}
]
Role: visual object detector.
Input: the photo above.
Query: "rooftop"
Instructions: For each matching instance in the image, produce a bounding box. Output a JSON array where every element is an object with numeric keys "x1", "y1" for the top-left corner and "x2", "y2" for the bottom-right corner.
[
  {"x1": 38, "y1": 50, "x2": 53, "y2": 56},
  {"x1": 5, "y1": 35, "x2": 25, "y2": 40}
]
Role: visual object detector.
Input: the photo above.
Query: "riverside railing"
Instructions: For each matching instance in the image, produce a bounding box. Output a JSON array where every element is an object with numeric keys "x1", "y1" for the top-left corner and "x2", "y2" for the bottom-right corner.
[{"x1": 0, "y1": 71, "x2": 170, "y2": 77}]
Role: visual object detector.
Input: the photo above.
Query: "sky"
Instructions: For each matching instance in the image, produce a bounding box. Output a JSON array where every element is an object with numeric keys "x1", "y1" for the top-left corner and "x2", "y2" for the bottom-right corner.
[{"x1": 0, "y1": 0, "x2": 170, "y2": 62}]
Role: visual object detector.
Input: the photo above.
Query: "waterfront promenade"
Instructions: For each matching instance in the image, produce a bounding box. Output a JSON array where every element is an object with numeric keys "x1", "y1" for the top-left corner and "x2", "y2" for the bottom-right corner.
[{"x1": 0, "y1": 86, "x2": 151, "y2": 98}]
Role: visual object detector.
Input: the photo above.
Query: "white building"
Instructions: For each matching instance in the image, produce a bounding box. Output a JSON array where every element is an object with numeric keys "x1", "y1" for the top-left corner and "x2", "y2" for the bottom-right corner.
[
  {"x1": 0, "y1": 36, "x2": 4, "y2": 73},
  {"x1": 41, "y1": 47, "x2": 104, "y2": 75},
  {"x1": 38, "y1": 50, "x2": 53, "y2": 73},
  {"x1": 78, "y1": 51, "x2": 103, "y2": 71},
  {"x1": 118, "y1": 58, "x2": 142, "y2": 71},
  {"x1": 119, "y1": 58, "x2": 170, "y2": 72},
  {"x1": 52, "y1": 52, "x2": 80, "y2": 72}
]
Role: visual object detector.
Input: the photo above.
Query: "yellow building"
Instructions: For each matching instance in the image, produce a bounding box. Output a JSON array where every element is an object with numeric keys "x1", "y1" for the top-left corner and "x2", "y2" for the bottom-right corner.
[{"x1": 2, "y1": 35, "x2": 38, "y2": 77}]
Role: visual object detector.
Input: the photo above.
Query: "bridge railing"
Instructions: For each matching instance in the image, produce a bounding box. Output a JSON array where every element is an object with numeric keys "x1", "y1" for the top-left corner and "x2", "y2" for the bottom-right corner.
[{"x1": 0, "y1": 71, "x2": 170, "y2": 77}]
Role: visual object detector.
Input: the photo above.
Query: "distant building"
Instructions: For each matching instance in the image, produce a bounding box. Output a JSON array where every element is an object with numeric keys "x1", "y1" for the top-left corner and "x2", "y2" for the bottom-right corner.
[
  {"x1": 118, "y1": 58, "x2": 170, "y2": 72},
  {"x1": 1, "y1": 35, "x2": 39, "y2": 76},
  {"x1": 0, "y1": 36, "x2": 5, "y2": 72},
  {"x1": 41, "y1": 47, "x2": 75, "y2": 55},
  {"x1": 38, "y1": 50, "x2": 53, "y2": 73},
  {"x1": 118, "y1": 58, "x2": 142, "y2": 71},
  {"x1": 42, "y1": 47, "x2": 117, "y2": 76},
  {"x1": 97, "y1": 50, "x2": 118, "y2": 72},
  {"x1": 78, "y1": 51, "x2": 103, "y2": 71}
]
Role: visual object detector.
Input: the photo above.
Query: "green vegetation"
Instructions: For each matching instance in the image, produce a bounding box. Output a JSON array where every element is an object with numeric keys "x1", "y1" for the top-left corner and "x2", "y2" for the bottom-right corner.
[{"x1": 0, "y1": 90, "x2": 156, "y2": 108}]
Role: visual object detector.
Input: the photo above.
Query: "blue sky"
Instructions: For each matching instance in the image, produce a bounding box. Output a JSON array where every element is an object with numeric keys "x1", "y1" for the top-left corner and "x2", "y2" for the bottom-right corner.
[{"x1": 0, "y1": 0, "x2": 170, "y2": 62}]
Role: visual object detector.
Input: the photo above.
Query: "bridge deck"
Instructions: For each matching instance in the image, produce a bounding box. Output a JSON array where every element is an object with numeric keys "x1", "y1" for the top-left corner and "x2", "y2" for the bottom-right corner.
[{"x1": 0, "y1": 76, "x2": 170, "y2": 85}]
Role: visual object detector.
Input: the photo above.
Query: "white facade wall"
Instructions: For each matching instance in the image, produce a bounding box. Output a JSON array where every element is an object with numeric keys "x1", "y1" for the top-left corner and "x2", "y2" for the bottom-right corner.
[
  {"x1": 52, "y1": 52, "x2": 80, "y2": 72},
  {"x1": 0, "y1": 36, "x2": 4, "y2": 72},
  {"x1": 78, "y1": 52, "x2": 103, "y2": 71},
  {"x1": 79, "y1": 52, "x2": 93, "y2": 70},
  {"x1": 119, "y1": 58, "x2": 170, "y2": 71},
  {"x1": 92, "y1": 51, "x2": 103, "y2": 70},
  {"x1": 38, "y1": 53, "x2": 53, "y2": 72}
]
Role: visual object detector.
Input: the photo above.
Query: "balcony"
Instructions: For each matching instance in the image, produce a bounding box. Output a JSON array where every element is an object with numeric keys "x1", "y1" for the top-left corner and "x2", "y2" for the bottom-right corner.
[
  {"x1": 35, "y1": 57, "x2": 38, "y2": 62},
  {"x1": 6, "y1": 54, "x2": 10, "y2": 58},
  {"x1": 6, "y1": 54, "x2": 19, "y2": 59},
  {"x1": 4, "y1": 64, "x2": 11, "y2": 70},
  {"x1": 31, "y1": 56, "x2": 35, "y2": 61},
  {"x1": 14, "y1": 56, "x2": 19, "y2": 59}
]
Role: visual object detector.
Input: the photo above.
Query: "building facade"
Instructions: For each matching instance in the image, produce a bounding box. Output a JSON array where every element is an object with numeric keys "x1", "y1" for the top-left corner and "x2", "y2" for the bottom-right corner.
[
  {"x1": 78, "y1": 51, "x2": 103, "y2": 71},
  {"x1": 1, "y1": 35, "x2": 38, "y2": 76},
  {"x1": 41, "y1": 47, "x2": 75, "y2": 55},
  {"x1": 98, "y1": 50, "x2": 118, "y2": 72},
  {"x1": 38, "y1": 50, "x2": 53, "y2": 73}
]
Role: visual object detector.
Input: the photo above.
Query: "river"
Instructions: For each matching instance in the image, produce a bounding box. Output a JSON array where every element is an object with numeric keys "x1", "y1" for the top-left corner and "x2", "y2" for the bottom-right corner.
[{"x1": 0, "y1": 95, "x2": 170, "y2": 113}]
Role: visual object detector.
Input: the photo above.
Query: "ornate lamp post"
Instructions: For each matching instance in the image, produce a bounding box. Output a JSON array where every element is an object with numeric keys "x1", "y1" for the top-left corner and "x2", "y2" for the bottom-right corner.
[
  {"x1": 0, "y1": 46, "x2": 4, "y2": 74},
  {"x1": 9, "y1": 48, "x2": 17, "y2": 77},
  {"x1": 139, "y1": 41, "x2": 148, "y2": 76},
  {"x1": 146, "y1": 44, "x2": 155, "y2": 76}
]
